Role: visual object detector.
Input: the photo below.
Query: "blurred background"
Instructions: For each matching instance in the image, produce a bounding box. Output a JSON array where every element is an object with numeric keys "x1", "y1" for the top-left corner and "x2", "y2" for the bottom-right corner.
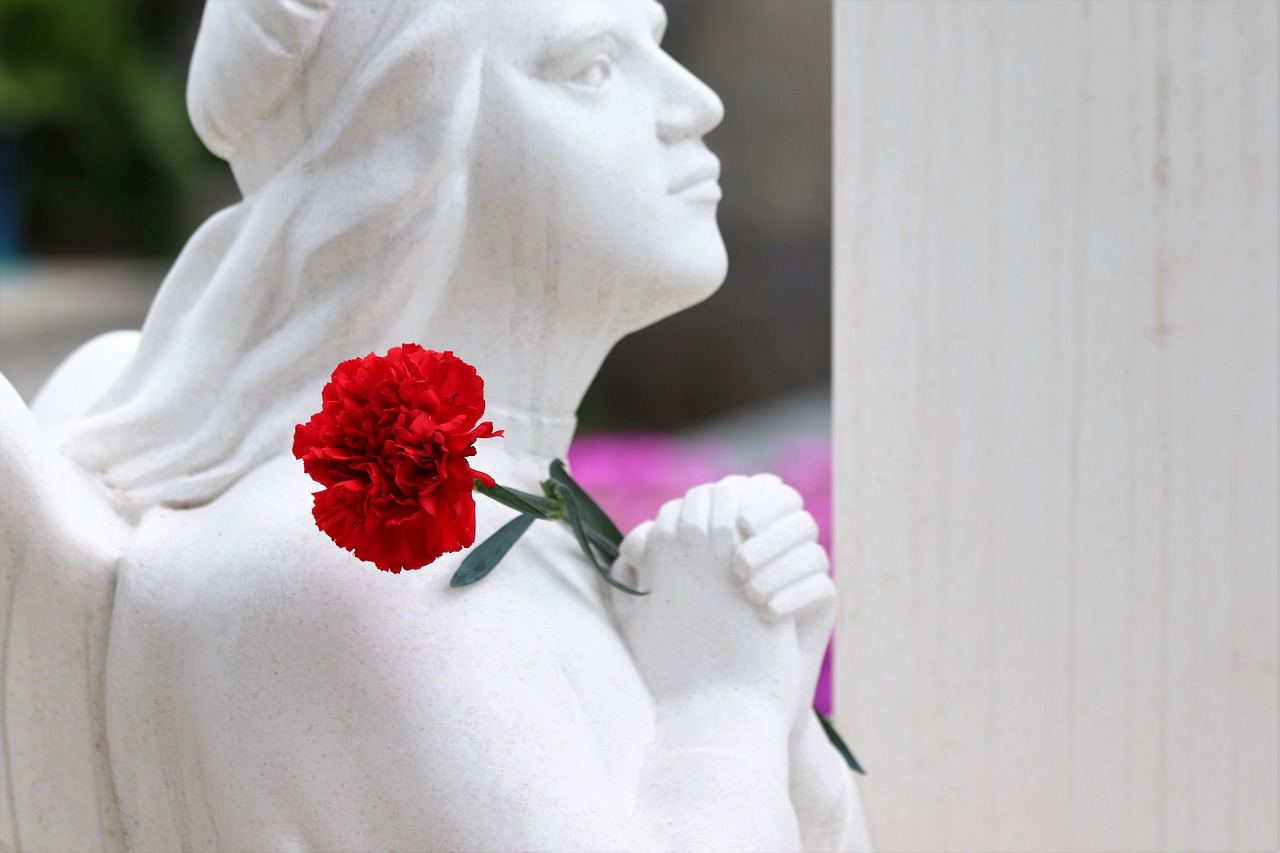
[{"x1": 0, "y1": 1, "x2": 838, "y2": 706}]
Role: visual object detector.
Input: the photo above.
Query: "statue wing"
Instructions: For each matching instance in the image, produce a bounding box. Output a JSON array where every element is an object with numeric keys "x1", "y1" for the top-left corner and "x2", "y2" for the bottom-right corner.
[{"x1": 0, "y1": 365, "x2": 131, "y2": 852}]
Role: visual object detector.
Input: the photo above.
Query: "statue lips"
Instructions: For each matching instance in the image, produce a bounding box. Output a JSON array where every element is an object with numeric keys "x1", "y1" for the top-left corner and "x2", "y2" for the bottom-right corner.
[{"x1": 669, "y1": 157, "x2": 723, "y2": 201}]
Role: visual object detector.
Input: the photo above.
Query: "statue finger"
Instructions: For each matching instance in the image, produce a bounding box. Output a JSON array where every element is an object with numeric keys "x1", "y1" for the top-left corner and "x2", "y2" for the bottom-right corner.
[
  {"x1": 618, "y1": 520, "x2": 654, "y2": 572},
  {"x1": 742, "y1": 542, "x2": 829, "y2": 605},
  {"x1": 610, "y1": 558, "x2": 641, "y2": 591},
  {"x1": 731, "y1": 511, "x2": 820, "y2": 580},
  {"x1": 677, "y1": 483, "x2": 714, "y2": 536},
  {"x1": 708, "y1": 475, "x2": 746, "y2": 541},
  {"x1": 762, "y1": 573, "x2": 836, "y2": 623},
  {"x1": 736, "y1": 478, "x2": 803, "y2": 538},
  {"x1": 654, "y1": 496, "x2": 683, "y2": 533}
]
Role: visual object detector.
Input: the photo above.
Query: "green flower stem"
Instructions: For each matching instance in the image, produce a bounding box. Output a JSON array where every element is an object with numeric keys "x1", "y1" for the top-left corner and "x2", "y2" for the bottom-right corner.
[
  {"x1": 555, "y1": 481, "x2": 648, "y2": 596},
  {"x1": 815, "y1": 708, "x2": 865, "y2": 775},
  {"x1": 548, "y1": 459, "x2": 624, "y2": 546},
  {"x1": 583, "y1": 525, "x2": 620, "y2": 563},
  {"x1": 474, "y1": 480, "x2": 565, "y2": 520},
  {"x1": 469, "y1": 463, "x2": 643, "y2": 595}
]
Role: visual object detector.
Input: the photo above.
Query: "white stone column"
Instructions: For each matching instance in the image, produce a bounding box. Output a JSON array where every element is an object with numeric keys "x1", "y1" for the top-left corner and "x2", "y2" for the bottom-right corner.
[{"x1": 832, "y1": 3, "x2": 1278, "y2": 850}]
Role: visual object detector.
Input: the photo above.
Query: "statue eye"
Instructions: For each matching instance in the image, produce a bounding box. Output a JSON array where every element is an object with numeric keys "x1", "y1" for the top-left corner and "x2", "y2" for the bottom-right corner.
[{"x1": 570, "y1": 56, "x2": 612, "y2": 89}]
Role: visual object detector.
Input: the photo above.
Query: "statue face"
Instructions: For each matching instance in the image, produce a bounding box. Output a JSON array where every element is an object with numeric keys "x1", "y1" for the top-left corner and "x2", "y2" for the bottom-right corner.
[{"x1": 468, "y1": 0, "x2": 728, "y2": 333}]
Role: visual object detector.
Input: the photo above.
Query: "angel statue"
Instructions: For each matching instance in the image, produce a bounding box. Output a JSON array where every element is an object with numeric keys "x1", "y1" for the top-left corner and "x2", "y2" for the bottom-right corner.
[{"x1": 0, "y1": 1, "x2": 871, "y2": 850}]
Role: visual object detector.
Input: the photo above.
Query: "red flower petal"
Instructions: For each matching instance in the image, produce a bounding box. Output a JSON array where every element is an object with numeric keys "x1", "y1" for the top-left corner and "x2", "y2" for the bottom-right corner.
[{"x1": 293, "y1": 347, "x2": 501, "y2": 572}]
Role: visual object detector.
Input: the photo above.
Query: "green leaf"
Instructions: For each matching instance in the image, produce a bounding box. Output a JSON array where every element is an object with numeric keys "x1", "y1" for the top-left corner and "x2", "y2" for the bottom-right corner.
[
  {"x1": 556, "y1": 483, "x2": 648, "y2": 596},
  {"x1": 815, "y1": 707, "x2": 866, "y2": 775},
  {"x1": 547, "y1": 459, "x2": 624, "y2": 547},
  {"x1": 451, "y1": 513, "x2": 538, "y2": 588},
  {"x1": 557, "y1": 483, "x2": 603, "y2": 573},
  {"x1": 475, "y1": 480, "x2": 565, "y2": 520},
  {"x1": 583, "y1": 525, "x2": 620, "y2": 564}
]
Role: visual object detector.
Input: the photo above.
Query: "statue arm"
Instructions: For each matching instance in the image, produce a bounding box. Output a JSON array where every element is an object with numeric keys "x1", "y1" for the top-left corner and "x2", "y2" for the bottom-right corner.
[
  {"x1": 0, "y1": 370, "x2": 129, "y2": 851},
  {"x1": 790, "y1": 712, "x2": 874, "y2": 852},
  {"x1": 617, "y1": 474, "x2": 873, "y2": 852},
  {"x1": 736, "y1": 484, "x2": 874, "y2": 852}
]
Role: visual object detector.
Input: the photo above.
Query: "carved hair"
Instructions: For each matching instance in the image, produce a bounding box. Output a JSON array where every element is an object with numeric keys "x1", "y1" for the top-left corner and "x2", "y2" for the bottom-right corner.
[
  {"x1": 58, "y1": 1, "x2": 483, "y2": 509},
  {"x1": 187, "y1": 0, "x2": 336, "y2": 170}
]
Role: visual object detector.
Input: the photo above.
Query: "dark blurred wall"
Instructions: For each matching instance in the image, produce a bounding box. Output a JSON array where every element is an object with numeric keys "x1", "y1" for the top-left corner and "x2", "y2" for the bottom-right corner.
[
  {"x1": 584, "y1": 1, "x2": 832, "y2": 430},
  {"x1": 0, "y1": 0, "x2": 224, "y2": 256}
]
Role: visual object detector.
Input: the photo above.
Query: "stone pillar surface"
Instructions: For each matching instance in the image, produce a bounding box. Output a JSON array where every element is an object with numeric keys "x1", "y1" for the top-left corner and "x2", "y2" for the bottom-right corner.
[{"x1": 833, "y1": 3, "x2": 1278, "y2": 850}]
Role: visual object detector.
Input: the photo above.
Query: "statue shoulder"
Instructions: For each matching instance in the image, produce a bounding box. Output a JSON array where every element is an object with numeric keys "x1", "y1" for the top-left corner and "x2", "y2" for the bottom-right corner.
[
  {"x1": 0, "y1": 368, "x2": 131, "y2": 852},
  {"x1": 30, "y1": 330, "x2": 139, "y2": 429},
  {"x1": 112, "y1": 455, "x2": 622, "y2": 850},
  {"x1": 120, "y1": 452, "x2": 553, "y2": 680}
]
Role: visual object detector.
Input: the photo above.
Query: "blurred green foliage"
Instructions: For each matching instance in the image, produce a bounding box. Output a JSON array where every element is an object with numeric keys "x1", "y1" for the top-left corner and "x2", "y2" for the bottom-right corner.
[{"x1": 0, "y1": 0, "x2": 218, "y2": 256}]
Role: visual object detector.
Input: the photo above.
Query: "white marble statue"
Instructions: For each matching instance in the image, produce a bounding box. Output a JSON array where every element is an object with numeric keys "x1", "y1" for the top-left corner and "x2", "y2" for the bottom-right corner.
[{"x1": 0, "y1": 1, "x2": 870, "y2": 850}]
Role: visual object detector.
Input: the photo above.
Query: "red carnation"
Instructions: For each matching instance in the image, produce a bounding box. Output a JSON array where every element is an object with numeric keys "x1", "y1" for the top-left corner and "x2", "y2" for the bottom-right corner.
[{"x1": 293, "y1": 345, "x2": 501, "y2": 573}]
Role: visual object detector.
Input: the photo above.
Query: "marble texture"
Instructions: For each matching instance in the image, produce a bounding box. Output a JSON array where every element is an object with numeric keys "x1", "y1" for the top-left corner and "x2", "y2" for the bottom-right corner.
[
  {"x1": 835, "y1": 2, "x2": 1277, "y2": 850},
  {"x1": 0, "y1": 1, "x2": 869, "y2": 850}
]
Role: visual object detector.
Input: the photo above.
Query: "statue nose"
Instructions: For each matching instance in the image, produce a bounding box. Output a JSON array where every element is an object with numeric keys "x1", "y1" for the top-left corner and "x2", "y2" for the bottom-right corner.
[{"x1": 656, "y1": 58, "x2": 725, "y2": 143}]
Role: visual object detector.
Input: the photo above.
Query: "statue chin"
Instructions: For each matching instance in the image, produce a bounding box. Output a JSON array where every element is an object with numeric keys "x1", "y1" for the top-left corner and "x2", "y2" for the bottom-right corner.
[{"x1": 626, "y1": 236, "x2": 729, "y2": 334}]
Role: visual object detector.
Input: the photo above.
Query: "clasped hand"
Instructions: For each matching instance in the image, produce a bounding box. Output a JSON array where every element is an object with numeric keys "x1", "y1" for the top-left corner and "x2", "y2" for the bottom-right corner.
[{"x1": 611, "y1": 474, "x2": 835, "y2": 728}]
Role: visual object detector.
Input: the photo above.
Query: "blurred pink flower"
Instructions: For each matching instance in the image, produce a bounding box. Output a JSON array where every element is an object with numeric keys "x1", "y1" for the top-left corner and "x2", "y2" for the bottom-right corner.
[
  {"x1": 568, "y1": 431, "x2": 836, "y2": 715},
  {"x1": 567, "y1": 433, "x2": 736, "y2": 534}
]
